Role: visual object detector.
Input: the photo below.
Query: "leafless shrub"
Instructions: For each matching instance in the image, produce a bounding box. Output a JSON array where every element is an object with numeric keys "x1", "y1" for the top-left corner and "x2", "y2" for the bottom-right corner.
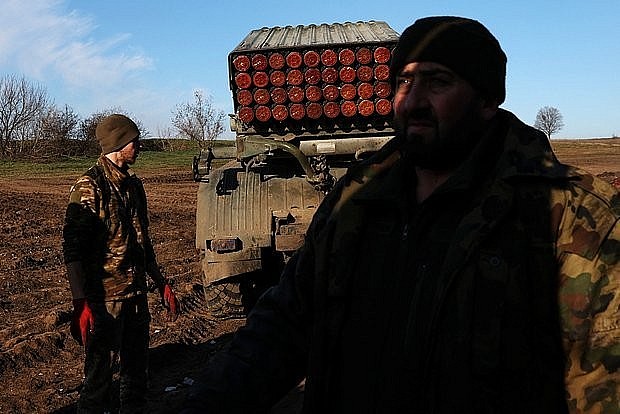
[{"x1": 172, "y1": 90, "x2": 225, "y2": 149}]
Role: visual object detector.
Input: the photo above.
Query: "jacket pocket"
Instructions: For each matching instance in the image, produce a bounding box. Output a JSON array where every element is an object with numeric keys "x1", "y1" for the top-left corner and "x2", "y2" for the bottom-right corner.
[{"x1": 471, "y1": 249, "x2": 508, "y2": 377}]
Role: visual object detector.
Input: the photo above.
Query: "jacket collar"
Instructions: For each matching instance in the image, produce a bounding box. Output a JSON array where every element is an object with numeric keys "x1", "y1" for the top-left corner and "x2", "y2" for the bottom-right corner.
[{"x1": 98, "y1": 155, "x2": 134, "y2": 188}]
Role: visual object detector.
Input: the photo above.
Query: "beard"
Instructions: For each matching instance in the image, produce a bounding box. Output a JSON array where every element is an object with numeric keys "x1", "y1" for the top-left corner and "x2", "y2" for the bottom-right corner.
[
  {"x1": 118, "y1": 148, "x2": 138, "y2": 166},
  {"x1": 395, "y1": 105, "x2": 488, "y2": 171}
]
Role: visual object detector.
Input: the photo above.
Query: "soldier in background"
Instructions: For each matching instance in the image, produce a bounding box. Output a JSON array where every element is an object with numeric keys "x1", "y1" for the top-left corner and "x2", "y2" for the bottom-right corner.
[
  {"x1": 183, "y1": 17, "x2": 619, "y2": 413},
  {"x1": 63, "y1": 114, "x2": 179, "y2": 413}
]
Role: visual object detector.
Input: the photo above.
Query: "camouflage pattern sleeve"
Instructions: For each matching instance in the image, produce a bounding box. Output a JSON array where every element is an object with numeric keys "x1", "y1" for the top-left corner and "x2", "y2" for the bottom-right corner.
[
  {"x1": 556, "y1": 178, "x2": 620, "y2": 413},
  {"x1": 62, "y1": 175, "x2": 100, "y2": 264}
]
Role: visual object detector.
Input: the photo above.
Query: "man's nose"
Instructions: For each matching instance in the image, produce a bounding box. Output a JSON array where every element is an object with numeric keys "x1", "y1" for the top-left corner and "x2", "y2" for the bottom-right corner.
[{"x1": 402, "y1": 83, "x2": 429, "y2": 112}]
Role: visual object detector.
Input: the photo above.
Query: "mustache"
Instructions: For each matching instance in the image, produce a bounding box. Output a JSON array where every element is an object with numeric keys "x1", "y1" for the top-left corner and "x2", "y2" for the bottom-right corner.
[{"x1": 405, "y1": 108, "x2": 436, "y2": 124}]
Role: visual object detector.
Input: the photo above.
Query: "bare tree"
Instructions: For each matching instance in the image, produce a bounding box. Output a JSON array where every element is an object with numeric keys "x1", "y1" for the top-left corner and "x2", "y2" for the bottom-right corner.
[
  {"x1": 0, "y1": 74, "x2": 49, "y2": 157},
  {"x1": 534, "y1": 106, "x2": 564, "y2": 139},
  {"x1": 40, "y1": 105, "x2": 79, "y2": 141},
  {"x1": 37, "y1": 104, "x2": 80, "y2": 156},
  {"x1": 172, "y1": 90, "x2": 225, "y2": 148},
  {"x1": 154, "y1": 126, "x2": 189, "y2": 151}
]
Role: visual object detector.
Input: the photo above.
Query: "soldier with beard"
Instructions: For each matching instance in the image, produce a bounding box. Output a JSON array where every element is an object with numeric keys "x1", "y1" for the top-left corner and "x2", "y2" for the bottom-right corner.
[
  {"x1": 63, "y1": 114, "x2": 179, "y2": 413},
  {"x1": 182, "y1": 17, "x2": 619, "y2": 414}
]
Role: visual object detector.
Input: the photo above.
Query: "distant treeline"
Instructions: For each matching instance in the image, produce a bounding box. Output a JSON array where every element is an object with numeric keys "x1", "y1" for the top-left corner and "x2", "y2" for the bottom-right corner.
[{"x1": 0, "y1": 74, "x2": 227, "y2": 161}]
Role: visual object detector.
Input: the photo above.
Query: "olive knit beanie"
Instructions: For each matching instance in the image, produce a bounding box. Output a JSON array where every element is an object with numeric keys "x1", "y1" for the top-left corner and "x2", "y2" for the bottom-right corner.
[
  {"x1": 96, "y1": 114, "x2": 140, "y2": 155},
  {"x1": 391, "y1": 16, "x2": 507, "y2": 104}
]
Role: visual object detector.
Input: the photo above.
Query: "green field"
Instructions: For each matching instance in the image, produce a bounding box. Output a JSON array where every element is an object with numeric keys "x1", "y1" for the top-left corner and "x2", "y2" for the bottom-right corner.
[
  {"x1": 0, "y1": 149, "x2": 201, "y2": 178},
  {"x1": 1, "y1": 137, "x2": 617, "y2": 179}
]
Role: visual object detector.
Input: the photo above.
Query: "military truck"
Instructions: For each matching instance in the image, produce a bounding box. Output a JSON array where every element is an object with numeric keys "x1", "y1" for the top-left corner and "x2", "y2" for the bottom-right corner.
[{"x1": 192, "y1": 20, "x2": 399, "y2": 318}]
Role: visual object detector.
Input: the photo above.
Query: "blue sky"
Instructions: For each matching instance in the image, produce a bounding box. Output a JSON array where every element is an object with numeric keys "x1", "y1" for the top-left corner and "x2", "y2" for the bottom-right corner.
[{"x1": 1, "y1": 0, "x2": 619, "y2": 139}]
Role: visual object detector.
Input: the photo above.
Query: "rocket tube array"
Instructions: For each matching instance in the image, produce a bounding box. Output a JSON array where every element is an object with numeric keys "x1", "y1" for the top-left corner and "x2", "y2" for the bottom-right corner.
[{"x1": 232, "y1": 45, "x2": 394, "y2": 125}]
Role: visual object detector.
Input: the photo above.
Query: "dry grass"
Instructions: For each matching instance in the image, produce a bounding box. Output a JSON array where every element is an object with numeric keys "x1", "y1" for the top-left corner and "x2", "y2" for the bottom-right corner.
[{"x1": 551, "y1": 137, "x2": 620, "y2": 175}]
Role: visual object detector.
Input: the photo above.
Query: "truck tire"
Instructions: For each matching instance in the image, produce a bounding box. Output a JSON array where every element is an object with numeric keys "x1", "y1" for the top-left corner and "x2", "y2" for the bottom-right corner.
[
  {"x1": 205, "y1": 272, "x2": 278, "y2": 319},
  {"x1": 205, "y1": 280, "x2": 245, "y2": 319}
]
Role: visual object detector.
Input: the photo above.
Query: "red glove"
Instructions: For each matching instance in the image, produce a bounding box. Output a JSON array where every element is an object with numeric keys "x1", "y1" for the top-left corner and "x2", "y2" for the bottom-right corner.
[
  {"x1": 159, "y1": 284, "x2": 179, "y2": 321},
  {"x1": 70, "y1": 298, "x2": 94, "y2": 346}
]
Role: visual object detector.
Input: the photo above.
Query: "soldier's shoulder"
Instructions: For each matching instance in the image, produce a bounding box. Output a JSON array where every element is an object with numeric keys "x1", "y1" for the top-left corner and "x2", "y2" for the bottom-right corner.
[
  {"x1": 69, "y1": 164, "x2": 106, "y2": 196},
  {"x1": 565, "y1": 167, "x2": 620, "y2": 216},
  {"x1": 549, "y1": 167, "x2": 619, "y2": 260}
]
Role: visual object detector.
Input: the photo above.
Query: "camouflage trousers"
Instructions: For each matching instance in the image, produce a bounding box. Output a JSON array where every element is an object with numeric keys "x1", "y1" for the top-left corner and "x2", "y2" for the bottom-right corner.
[{"x1": 77, "y1": 294, "x2": 151, "y2": 414}]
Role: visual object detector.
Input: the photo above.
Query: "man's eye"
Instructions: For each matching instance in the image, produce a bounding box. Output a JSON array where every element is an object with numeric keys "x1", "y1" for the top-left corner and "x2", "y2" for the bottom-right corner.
[
  {"x1": 396, "y1": 77, "x2": 412, "y2": 91},
  {"x1": 428, "y1": 77, "x2": 451, "y2": 90}
]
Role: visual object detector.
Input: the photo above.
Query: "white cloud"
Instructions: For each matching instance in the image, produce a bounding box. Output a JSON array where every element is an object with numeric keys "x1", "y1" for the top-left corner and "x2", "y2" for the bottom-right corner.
[{"x1": 0, "y1": 0, "x2": 152, "y2": 89}]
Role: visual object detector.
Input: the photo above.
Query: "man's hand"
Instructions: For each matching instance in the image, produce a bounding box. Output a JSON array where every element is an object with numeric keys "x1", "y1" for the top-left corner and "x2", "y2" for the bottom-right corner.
[
  {"x1": 70, "y1": 298, "x2": 94, "y2": 346},
  {"x1": 159, "y1": 284, "x2": 179, "y2": 321}
]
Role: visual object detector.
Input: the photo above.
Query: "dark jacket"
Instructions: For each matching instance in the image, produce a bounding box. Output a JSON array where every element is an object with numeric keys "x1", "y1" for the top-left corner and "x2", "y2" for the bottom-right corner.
[{"x1": 185, "y1": 110, "x2": 620, "y2": 413}]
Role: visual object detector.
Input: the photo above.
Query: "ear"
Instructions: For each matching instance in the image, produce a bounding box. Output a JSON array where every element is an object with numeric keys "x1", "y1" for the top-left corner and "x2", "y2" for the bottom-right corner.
[{"x1": 479, "y1": 97, "x2": 500, "y2": 121}]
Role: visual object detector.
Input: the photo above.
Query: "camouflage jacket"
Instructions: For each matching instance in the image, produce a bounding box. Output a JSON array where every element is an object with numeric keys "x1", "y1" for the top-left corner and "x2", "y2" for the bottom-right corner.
[
  {"x1": 185, "y1": 110, "x2": 619, "y2": 413},
  {"x1": 63, "y1": 155, "x2": 163, "y2": 301}
]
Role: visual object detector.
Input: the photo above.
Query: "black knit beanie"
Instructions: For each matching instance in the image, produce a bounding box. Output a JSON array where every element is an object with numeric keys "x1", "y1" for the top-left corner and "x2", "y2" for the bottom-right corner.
[
  {"x1": 391, "y1": 16, "x2": 507, "y2": 104},
  {"x1": 96, "y1": 114, "x2": 140, "y2": 155}
]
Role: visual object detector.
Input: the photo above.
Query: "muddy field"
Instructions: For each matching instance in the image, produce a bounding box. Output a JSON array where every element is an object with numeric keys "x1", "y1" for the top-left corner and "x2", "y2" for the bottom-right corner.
[{"x1": 0, "y1": 138, "x2": 618, "y2": 413}]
